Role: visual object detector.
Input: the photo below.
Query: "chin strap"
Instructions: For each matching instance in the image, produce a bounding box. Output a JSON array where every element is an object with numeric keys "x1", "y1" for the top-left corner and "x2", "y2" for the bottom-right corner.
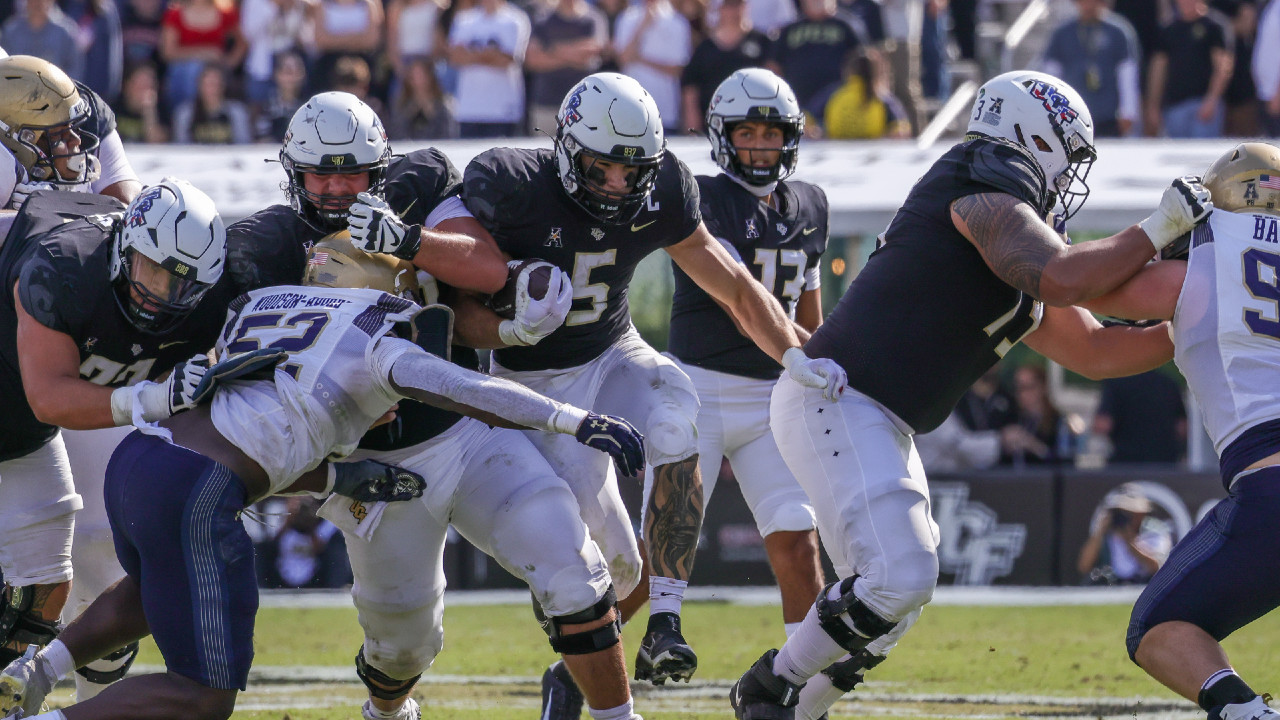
[{"x1": 726, "y1": 172, "x2": 777, "y2": 198}]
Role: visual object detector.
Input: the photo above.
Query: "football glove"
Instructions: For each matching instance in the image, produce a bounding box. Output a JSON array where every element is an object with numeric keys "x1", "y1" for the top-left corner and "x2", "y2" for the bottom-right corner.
[
  {"x1": 8, "y1": 180, "x2": 54, "y2": 211},
  {"x1": 1139, "y1": 176, "x2": 1213, "y2": 252},
  {"x1": 330, "y1": 459, "x2": 427, "y2": 502},
  {"x1": 0, "y1": 645, "x2": 56, "y2": 717},
  {"x1": 575, "y1": 413, "x2": 645, "y2": 478},
  {"x1": 112, "y1": 348, "x2": 288, "y2": 425},
  {"x1": 497, "y1": 262, "x2": 573, "y2": 346},
  {"x1": 348, "y1": 192, "x2": 422, "y2": 260},
  {"x1": 782, "y1": 347, "x2": 847, "y2": 402}
]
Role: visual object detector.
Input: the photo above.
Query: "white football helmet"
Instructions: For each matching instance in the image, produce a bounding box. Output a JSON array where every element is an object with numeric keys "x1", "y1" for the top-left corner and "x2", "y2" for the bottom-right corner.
[
  {"x1": 967, "y1": 70, "x2": 1097, "y2": 219},
  {"x1": 280, "y1": 91, "x2": 391, "y2": 231},
  {"x1": 706, "y1": 68, "x2": 804, "y2": 187},
  {"x1": 109, "y1": 178, "x2": 226, "y2": 334},
  {"x1": 554, "y1": 73, "x2": 665, "y2": 224}
]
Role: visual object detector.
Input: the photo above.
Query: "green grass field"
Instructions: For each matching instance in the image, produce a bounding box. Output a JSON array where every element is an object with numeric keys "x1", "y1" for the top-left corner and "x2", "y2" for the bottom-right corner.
[{"x1": 53, "y1": 599, "x2": 1280, "y2": 719}]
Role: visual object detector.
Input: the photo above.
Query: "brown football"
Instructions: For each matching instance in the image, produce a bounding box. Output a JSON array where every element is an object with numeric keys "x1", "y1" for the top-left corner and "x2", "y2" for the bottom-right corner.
[{"x1": 489, "y1": 259, "x2": 555, "y2": 319}]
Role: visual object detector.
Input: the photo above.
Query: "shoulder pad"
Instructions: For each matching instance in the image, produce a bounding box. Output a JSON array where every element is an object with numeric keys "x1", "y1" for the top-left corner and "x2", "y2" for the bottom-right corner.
[
  {"x1": 963, "y1": 137, "x2": 1049, "y2": 212},
  {"x1": 76, "y1": 82, "x2": 117, "y2": 139},
  {"x1": 463, "y1": 148, "x2": 537, "y2": 230}
]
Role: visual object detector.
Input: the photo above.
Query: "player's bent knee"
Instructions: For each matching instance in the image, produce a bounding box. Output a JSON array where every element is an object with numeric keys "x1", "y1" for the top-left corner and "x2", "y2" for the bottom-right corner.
[
  {"x1": 76, "y1": 641, "x2": 140, "y2": 685},
  {"x1": 859, "y1": 549, "x2": 938, "y2": 619},
  {"x1": 356, "y1": 602, "x2": 443, "y2": 680},
  {"x1": 760, "y1": 503, "x2": 817, "y2": 536},
  {"x1": 541, "y1": 585, "x2": 622, "y2": 655},
  {"x1": 816, "y1": 576, "x2": 900, "y2": 653},
  {"x1": 645, "y1": 403, "x2": 699, "y2": 466},
  {"x1": 356, "y1": 645, "x2": 423, "y2": 700}
]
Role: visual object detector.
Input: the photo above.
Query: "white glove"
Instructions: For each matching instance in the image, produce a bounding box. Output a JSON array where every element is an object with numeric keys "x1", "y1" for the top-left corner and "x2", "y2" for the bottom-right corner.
[
  {"x1": 8, "y1": 180, "x2": 54, "y2": 210},
  {"x1": 1139, "y1": 176, "x2": 1213, "y2": 251},
  {"x1": 110, "y1": 353, "x2": 212, "y2": 425},
  {"x1": 782, "y1": 347, "x2": 847, "y2": 402},
  {"x1": 0, "y1": 645, "x2": 57, "y2": 717},
  {"x1": 497, "y1": 262, "x2": 573, "y2": 346},
  {"x1": 348, "y1": 191, "x2": 422, "y2": 260}
]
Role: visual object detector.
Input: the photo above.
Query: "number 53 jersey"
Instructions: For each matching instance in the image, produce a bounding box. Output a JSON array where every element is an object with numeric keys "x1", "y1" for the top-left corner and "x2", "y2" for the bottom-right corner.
[{"x1": 212, "y1": 286, "x2": 419, "y2": 493}]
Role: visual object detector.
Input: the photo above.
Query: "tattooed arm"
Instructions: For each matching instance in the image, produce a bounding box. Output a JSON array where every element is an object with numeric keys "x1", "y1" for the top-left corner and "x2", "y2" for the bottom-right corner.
[{"x1": 950, "y1": 193, "x2": 1158, "y2": 307}]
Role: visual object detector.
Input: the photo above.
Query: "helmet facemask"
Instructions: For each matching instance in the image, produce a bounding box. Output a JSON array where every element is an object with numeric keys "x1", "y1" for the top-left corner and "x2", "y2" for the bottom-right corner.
[
  {"x1": 281, "y1": 152, "x2": 389, "y2": 232},
  {"x1": 712, "y1": 117, "x2": 803, "y2": 187},
  {"x1": 9, "y1": 96, "x2": 101, "y2": 186},
  {"x1": 113, "y1": 245, "x2": 215, "y2": 335},
  {"x1": 556, "y1": 131, "x2": 663, "y2": 224},
  {"x1": 1052, "y1": 132, "x2": 1096, "y2": 221}
]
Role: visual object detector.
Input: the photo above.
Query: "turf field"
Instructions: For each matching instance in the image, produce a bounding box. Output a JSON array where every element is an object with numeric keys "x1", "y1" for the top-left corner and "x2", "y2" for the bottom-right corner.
[{"x1": 44, "y1": 592, "x2": 1280, "y2": 719}]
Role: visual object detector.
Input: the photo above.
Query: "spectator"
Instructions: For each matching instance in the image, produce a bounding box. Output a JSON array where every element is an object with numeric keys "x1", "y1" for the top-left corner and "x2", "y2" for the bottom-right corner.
[
  {"x1": 386, "y1": 55, "x2": 459, "y2": 138},
  {"x1": 615, "y1": 0, "x2": 693, "y2": 132},
  {"x1": 914, "y1": 412, "x2": 1003, "y2": 473},
  {"x1": 240, "y1": 0, "x2": 308, "y2": 106},
  {"x1": 1113, "y1": 0, "x2": 1164, "y2": 92},
  {"x1": 160, "y1": 0, "x2": 247, "y2": 109},
  {"x1": 0, "y1": 0, "x2": 84, "y2": 79},
  {"x1": 949, "y1": 0, "x2": 976, "y2": 59},
  {"x1": 768, "y1": 0, "x2": 865, "y2": 117},
  {"x1": 747, "y1": 0, "x2": 795, "y2": 37},
  {"x1": 955, "y1": 365, "x2": 1018, "y2": 434},
  {"x1": 447, "y1": 0, "x2": 530, "y2": 137},
  {"x1": 121, "y1": 0, "x2": 167, "y2": 70},
  {"x1": 65, "y1": 0, "x2": 125, "y2": 104},
  {"x1": 1000, "y1": 364, "x2": 1082, "y2": 467},
  {"x1": 115, "y1": 61, "x2": 170, "y2": 142},
  {"x1": 386, "y1": 0, "x2": 449, "y2": 93},
  {"x1": 822, "y1": 47, "x2": 910, "y2": 138},
  {"x1": 329, "y1": 54, "x2": 386, "y2": 116},
  {"x1": 842, "y1": 0, "x2": 884, "y2": 44},
  {"x1": 1223, "y1": 0, "x2": 1259, "y2": 137},
  {"x1": 1092, "y1": 369, "x2": 1187, "y2": 465},
  {"x1": 1144, "y1": 0, "x2": 1233, "y2": 138},
  {"x1": 171, "y1": 63, "x2": 253, "y2": 142},
  {"x1": 1076, "y1": 482, "x2": 1172, "y2": 585},
  {"x1": 306, "y1": 0, "x2": 384, "y2": 89},
  {"x1": 1040, "y1": 0, "x2": 1143, "y2": 138},
  {"x1": 253, "y1": 48, "x2": 309, "y2": 140},
  {"x1": 258, "y1": 496, "x2": 351, "y2": 589},
  {"x1": 524, "y1": 0, "x2": 608, "y2": 134},
  {"x1": 1253, "y1": 0, "x2": 1279, "y2": 135},
  {"x1": 679, "y1": 0, "x2": 770, "y2": 133}
]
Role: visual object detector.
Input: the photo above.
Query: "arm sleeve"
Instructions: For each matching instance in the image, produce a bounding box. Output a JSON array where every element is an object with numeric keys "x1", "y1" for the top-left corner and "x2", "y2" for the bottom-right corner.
[
  {"x1": 90, "y1": 131, "x2": 141, "y2": 193},
  {"x1": 462, "y1": 152, "x2": 518, "y2": 233},
  {"x1": 423, "y1": 195, "x2": 473, "y2": 229},
  {"x1": 804, "y1": 263, "x2": 821, "y2": 291}
]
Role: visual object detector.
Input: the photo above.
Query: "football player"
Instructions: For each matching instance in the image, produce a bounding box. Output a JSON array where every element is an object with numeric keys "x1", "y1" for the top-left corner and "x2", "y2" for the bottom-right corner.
[
  {"x1": 729, "y1": 70, "x2": 1211, "y2": 720},
  {"x1": 1074, "y1": 142, "x2": 1280, "y2": 720},
  {"x1": 0, "y1": 246, "x2": 648, "y2": 720},
  {"x1": 231, "y1": 92, "x2": 639, "y2": 720},
  {"x1": 412, "y1": 71, "x2": 844, "y2": 714},
  {"x1": 0, "y1": 179, "x2": 238, "y2": 678}
]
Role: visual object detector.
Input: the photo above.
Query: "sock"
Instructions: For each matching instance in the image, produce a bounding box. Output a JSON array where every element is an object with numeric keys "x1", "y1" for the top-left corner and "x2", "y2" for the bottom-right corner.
[
  {"x1": 38, "y1": 639, "x2": 76, "y2": 681},
  {"x1": 649, "y1": 577, "x2": 687, "y2": 616},
  {"x1": 588, "y1": 698, "x2": 634, "y2": 720},
  {"x1": 363, "y1": 699, "x2": 411, "y2": 720},
  {"x1": 795, "y1": 668, "x2": 844, "y2": 720},
  {"x1": 771, "y1": 604, "x2": 846, "y2": 686},
  {"x1": 1199, "y1": 670, "x2": 1256, "y2": 713},
  {"x1": 785, "y1": 622, "x2": 802, "y2": 638}
]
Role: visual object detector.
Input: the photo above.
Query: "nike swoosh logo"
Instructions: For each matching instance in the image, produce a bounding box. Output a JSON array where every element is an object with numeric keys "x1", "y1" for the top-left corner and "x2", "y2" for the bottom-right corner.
[
  {"x1": 159, "y1": 341, "x2": 186, "y2": 349},
  {"x1": 802, "y1": 227, "x2": 819, "y2": 235},
  {"x1": 632, "y1": 220, "x2": 657, "y2": 232}
]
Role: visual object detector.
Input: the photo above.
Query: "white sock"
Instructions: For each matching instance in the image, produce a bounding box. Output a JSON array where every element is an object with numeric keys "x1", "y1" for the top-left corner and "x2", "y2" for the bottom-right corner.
[
  {"x1": 772, "y1": 604, "x2": 846, "y2": 686},
  {"x1": 649, "y1": 577, "x2": 687, "y2": 616},
  {"x1": 363, "y1": 698, "x2": 412, "y2": 720},
  {"x1": 784, "y1": 622, "x2": 802, "y2": 637},
  {"x1": 795, "y1": 657, "x2": 847, "y2": 720},
  {"x1": 588, "y1": 699, "x2": 635, "y2": 720},
  {"x1": 38, "y1": 639, "x2": 76, "y2": 681}
]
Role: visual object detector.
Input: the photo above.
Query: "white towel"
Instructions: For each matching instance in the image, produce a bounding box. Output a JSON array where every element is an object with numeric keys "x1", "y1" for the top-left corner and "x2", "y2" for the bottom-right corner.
[{"x1": 318, "y1": 494, "x2": 388, "y2": 541}]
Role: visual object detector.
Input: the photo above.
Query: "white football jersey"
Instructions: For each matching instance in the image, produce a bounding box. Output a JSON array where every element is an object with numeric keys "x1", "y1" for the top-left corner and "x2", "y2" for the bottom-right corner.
[
  {"x1": 1173, "y1": 210, "x2": 1280, "y2": 454},
  {"x1": 211, "y1": 286, "x2": 420, "y2": 493}
]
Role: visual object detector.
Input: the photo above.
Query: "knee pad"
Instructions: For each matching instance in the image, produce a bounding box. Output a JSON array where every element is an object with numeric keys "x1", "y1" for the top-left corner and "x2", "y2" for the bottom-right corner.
[
  {"x1": 815, "y1": 577, "x2": 898, "y2": 654},
  {"x1": 0, "y1": 585, "x2": 61, "y2": 665},
  {"x1": 760, "y1": 502, "x2": 817, "y2": 536},
  {"x1": 354, "y1": 598, "x2": 444, "y2": 681},
  {"x1": 644, "y1": 383, "x2": 699, "y2": 467},
  {"x1": 535, "y1": 585, "x2": 621, "y2": 656},
  {"x1": 821, "y1": 649, "x2": 886, "y2": 692},
  {"x1": 355, "y1": 645, "x2": 421, "y2": 702},
  {"x1": 75, "y1": 641, "x2": 139, "y2": 685}
]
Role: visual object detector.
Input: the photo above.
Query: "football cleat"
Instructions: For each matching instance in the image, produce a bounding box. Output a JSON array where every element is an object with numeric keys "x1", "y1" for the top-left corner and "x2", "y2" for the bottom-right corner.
[
  {"x1": 634, "y1": 612, "x2": 697, "y2": 685},
  {"x1": 731, "y1": 649, "x2": 803, "y2": 720},
  {"x1": 540, "y1": 659, "x2": 584, "y2": 720},
  {"x1": 361, "y1": 696, "x2": 421, "y2": 720},
  {"x1": 1217, "y1": 695, "x2": 1280, "y2": 720},
  {"x1": 0, "y1": 646, "x2": 53, "y2": 718}
]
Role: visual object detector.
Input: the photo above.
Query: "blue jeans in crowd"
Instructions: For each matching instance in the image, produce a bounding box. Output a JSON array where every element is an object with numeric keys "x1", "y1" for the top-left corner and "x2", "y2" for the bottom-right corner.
[{"x1": 1162, "y1": 98, "x2": 1225, "y2": 138}]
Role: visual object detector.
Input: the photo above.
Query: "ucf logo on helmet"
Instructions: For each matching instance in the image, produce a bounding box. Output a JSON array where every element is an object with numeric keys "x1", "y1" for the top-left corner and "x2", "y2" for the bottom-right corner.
[
  {"x1": 563, "y1": 83, "x2": 587, "y2": 126},
  {"x1": 1027, "y1": 80, "x2": 1079, "y2": 124},
  {"x1": 125, "y1": 187, "x2": 163, "y2": 228}
]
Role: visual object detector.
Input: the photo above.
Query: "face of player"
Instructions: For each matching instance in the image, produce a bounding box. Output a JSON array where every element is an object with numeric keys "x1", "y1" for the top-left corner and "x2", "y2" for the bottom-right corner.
[
  {"x1": 579, "y1": 155, "x2": 639, "y2": 198},
  {"x1": 730, "y1": 121, "x2": 785, "y2": 170},
  {"x1": 128, "y1": 251, "x2": 199, "y2": 313},
  {"x1": 302, "y1": 170, "x2": 371, "y2": 212},
  {"x1": 42, "y1": 123, "x2": 86, "y2": 182}
]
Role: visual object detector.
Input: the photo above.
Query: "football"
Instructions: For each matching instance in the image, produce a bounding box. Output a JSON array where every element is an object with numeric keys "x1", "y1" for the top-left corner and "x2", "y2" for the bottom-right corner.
[{"x1": 489, "y1": 259, "x2": 556, "y2": 319}]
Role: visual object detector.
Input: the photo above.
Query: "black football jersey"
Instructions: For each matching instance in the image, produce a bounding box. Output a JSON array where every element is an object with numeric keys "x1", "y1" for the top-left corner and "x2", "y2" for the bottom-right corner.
[
  {"x1": 0, "y1": 192, "x2": 234, "y2": 461},
  {"x1": 805, "y1": 136, "x2": 1051, "y2": 433},
  {"x1": 224, "y1": 148, "x2": 478, "y2": 451},
  {"x1": 669, "y1": 174, "x2": 828, "y2": 380},
  {"x1": 464, "y1": 147, "x2": 702, "y2": 371}
]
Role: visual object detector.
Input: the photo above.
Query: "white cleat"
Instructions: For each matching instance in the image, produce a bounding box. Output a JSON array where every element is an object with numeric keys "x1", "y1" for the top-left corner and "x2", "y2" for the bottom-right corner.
[
  {"x1": 0, "y1": 646, "x2": 54, "y2": 718},
  {"x1": 1220, "y1": 695, "x2": 1280, "y2": 720}
]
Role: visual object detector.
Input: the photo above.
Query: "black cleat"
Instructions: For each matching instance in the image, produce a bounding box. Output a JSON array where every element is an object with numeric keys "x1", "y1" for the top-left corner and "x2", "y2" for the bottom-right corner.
[
  {"x1": 634, "y1": 612, "x2": 698, "y2": 685},
  {"x1": 730, "y1": 649, "x2": 803, "y2": 720},
  {"x1": 540, "y1": 660, "x2": 584, "y2": 720}
]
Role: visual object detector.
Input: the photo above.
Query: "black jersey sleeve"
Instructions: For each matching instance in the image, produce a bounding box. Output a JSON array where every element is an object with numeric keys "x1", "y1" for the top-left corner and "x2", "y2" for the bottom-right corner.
[
  {"x1": 17, "y1": 248, "x2": 87, "y2": 336},
  {"x1": 384, "y1": 148, "x2": 463, "y2": 226},
  {"x1": 77, "y1": 82, "x2": 118, "y2": 140},
  {"x1": 224, "y1": 206, "x2": 310, "y2": 298},
  {"x1": 462, "y1": 148, "x2": 532, "y2": 234},
  {"x1": 695, "y1": 174, "x2": 725, "y2": 240},
  {"x1": 955, "y1": 137, "x2": 1050, "y2": 212},
  {"x1": 664, "y1": 154, "x2": 703, "y2": 245}
]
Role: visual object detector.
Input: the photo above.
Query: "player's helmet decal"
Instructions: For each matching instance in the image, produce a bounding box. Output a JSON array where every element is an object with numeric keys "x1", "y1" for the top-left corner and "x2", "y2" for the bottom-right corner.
[{"x1": 1202, "y1": 142, "x2": 1280, "y2": 218}]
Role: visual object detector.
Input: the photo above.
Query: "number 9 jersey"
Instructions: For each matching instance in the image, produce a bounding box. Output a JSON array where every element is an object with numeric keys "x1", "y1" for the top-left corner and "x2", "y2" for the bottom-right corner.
[{"x1": 211, "y1": 285, "x2": 420, "y2": 493}]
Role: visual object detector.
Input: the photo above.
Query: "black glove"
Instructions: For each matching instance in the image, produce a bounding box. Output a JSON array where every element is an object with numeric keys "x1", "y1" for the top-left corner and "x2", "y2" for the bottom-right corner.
[
  {"x1": 331, "y1": 459, "x2": 426, "y2": 502},
  {"x1": 574, "y1": 413, "x2": 645, "y2": 478}
]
